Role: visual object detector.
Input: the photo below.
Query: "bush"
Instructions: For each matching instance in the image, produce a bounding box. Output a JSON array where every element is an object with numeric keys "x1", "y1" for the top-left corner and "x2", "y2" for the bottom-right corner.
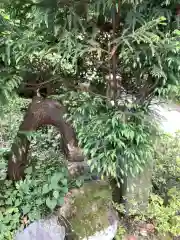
[
  {"x1": 0, "y1": 155, "x2": 68, "y2": 240},
  {"x1": 0, "y1": 95, "x2": 90, "y2": 240},
  {"x1": 152, "y1": 132, "x2": 180, "y2": 202},
  {"x1": 115, "y1": 132, "x2": 180, "y2": 239},
  {"x1": 147, "y1": 189, "x2": 180, "y2": 237},
  {"x1": 62, "y1": 92, "x2": 157, "y2": 182},
  {"x1": 0, "y1": 96, "x2": 29, "y2": 180},
  {"x1": 115, "y1": 189, "x2": 180, "y2": 239}
]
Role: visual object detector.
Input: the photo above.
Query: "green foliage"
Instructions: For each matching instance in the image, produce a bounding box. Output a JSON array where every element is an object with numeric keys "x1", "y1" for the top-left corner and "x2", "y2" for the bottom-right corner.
[
  {"x1": 0, "y1": 96, "x2": 30, "y2": 181},
  {"x1": 0, "y1": 157, "x2": 68, "y2": 240},
  {"x1": 152, "y1": 132, "x2": 180, "y2": 201},
  {"x1": 0, "y1": 95, "x2": 92, "y2": 240},
  {"x1": 62, "y1": 92, "x2": 157, "y2": 182},
  {"x1": 0, "y1": 96, "x2": 29, "y2": 142},
  {"x1": 147, "y1": 189, "x2": 180, "y2": 237},
  {"x1": 114, "y1": 131, "x2": 180, "y2": 239},
  {"x1": 114, "y1": 189, "x2": 180, "y2": 239},
  {"x1": 0, "y1": 96, "x2": 69, "y2": 239},
  {"x1": 0, "y1": 0, "x2": 179, "y2": 104},
  {"x1": 115, "y1": 225, "x2": 127, "y2": 240},
  {"x1": 0, "y1": 0, "x2": 179, "y2": 238},
  {"x1": 119, "y1": 21, "x2": 180, "y2": 98}
]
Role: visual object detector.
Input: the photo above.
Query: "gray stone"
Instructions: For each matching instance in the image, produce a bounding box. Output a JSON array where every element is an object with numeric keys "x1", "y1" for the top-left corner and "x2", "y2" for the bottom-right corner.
[{"x1": 15, "y1": 216, "x2": 65, "y2": 240}]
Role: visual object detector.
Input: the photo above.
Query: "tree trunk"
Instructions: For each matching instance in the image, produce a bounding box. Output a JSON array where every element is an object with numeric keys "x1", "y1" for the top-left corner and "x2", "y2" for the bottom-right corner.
[{"x1": 7, "y1": 96, "x2": 84, "y2": 180}]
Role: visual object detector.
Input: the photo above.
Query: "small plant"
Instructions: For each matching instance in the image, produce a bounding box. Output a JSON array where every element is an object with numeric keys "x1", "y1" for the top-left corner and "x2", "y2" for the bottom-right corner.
[
  {"x1": 114, "y1": 189, "x2": 180, "y2": 239},
  {"x1": 0, "y1": 155, "x2": 68, "y2": 240},
  {"x1": 115, "y1": 225, "x2": 127, "y2": 240},
  {"x1": 152, "y1": 132, "x2": 180, "y2": 202},
  {"x1": 147, "y1": 189, "x2": 180, "y2": 237}
]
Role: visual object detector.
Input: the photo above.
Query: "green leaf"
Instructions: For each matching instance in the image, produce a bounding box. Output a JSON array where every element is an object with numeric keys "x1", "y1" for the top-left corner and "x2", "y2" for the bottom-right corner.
[
  {"x1": 50, "y1": 172, "x2": 63, "y2": 188},
  {"x1": 4, "y1": 180, "x2": 13, "y2": 187},
  {"x1": 61, "y1": 178, "x2": 67, "y2": 185},
  {"x1": 14, "y1": 199, "x2": 21, "y2": 207},
  {"x1": 57, "y1": 197, "x2": 64, "y2": 206},
  {"x1": 28, "y1": 210, "x2": 41, "y2": 221},
  {"x1": 0, "y1": 162, "x2": 7, "y2": 169},
  {"x1": 25, "y1": 166, "x2": 33, "y2": 175},
  {"x1": 46, "y1": 197, "x2": 57, "y2": 211},
  {"x1": 35, "y1": 199, "x2": 43, "y2": 205},
  {"x1": 22, "y1": 205, "x2": 31, "y2": 215},
  {"x1": 6, "y1": 42, "x2": 11, "y2": 65},
  {"x1": 0, "y1": 212, "x2": 3, "y2": 221},
  {"x1": 49, "y1": 183, "x2": 59, "y2": 190},
  {"x1": 61, "y1": 187, "x2": 68, "y2": 194},
  {"x1": 21, "y1": 182, "x2": 30, "y2": 193},
  {"x1": 53, "y1": 191, "x2": 59, "y2": 199},
  {"x1": 6, "y1": 198, "x2": 13, "y2": 205},
  {"x1": 75, "y1": 179, "x2": 82, "y2": 188},
  {"x1": 42, "y1": 184, "x2": 50, "y2": 194}
]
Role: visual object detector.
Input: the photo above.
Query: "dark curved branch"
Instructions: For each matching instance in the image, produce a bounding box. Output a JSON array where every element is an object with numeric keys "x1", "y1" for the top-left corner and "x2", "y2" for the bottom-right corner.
[{"x1": 7, "y1": 96, "x2": 84, "y2": 181}]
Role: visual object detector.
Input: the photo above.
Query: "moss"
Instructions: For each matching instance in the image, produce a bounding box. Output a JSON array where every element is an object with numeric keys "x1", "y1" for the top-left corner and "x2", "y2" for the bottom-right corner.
[{"x1": 67, "y1": 181, "x2": 112, "y2": 239}]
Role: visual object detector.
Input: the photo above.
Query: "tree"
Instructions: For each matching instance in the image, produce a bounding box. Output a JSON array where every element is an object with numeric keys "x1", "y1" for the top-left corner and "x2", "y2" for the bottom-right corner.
[
  {"x1": 0, "y1": 0, "x2": 179, "y2": 193},
  {"x1": 0, "y1": 0, "x2": 179, "y2": 102}
]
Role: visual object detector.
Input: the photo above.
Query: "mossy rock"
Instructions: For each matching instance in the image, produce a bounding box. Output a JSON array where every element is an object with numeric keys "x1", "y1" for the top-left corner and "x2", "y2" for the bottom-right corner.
[{"x1": 59, "y1": 180, "x2": 117, "y2": 239}]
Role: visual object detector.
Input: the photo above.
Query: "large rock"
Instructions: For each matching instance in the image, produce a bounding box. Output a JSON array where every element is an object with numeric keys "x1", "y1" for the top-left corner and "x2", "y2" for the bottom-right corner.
[
  {"x1": 15, "y1": 180, "x2": 119, "y2": 240},
  {"x1": 124, "y1": 163, "x2": 153, "y2": 214},
  {"x1": 59, "y1": 180, "x2": 119, "y2": 240},
  {"x1": 15, "y1": 216, "x2": 65, "y2": 240}
]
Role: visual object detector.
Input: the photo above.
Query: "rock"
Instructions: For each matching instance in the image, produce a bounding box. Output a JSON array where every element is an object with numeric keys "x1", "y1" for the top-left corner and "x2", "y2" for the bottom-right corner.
[
  {"x1": 59, "y1": 180, "x2": 119, "y2": 240},
  {"x1": 122, "y1": 161, "x2": 153, "y2": 215},
  {"x1": 15, "y1": 216, "x2": 65, "y2": 240}
]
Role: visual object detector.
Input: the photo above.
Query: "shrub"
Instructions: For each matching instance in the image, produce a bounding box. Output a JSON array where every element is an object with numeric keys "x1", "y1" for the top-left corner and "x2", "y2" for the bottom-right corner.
[
  {"x1": 147, "y1": 189, "x2": 180, "y2": 237},
  {"x1": 63, "y1": 92, "x2": 157, "y2": 182},
  {"x1": 0, "y1": 156, "x2": 68, "y2": 240},
  {"x1": 115, "y1": 189, "x2": 180, "y2": 239},
  {"x1": 152, "y1": 132, "x2": 180, "y2": 202}
]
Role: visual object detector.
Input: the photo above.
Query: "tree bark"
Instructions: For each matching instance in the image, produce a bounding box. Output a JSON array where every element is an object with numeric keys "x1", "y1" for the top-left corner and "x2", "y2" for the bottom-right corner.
[{"x1": 7, "y1": 96, "x2": 84, "y2": 180}]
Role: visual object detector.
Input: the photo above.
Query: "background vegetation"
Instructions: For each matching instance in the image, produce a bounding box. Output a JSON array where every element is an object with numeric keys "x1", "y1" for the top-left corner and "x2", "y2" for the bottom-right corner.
[{"x1": 0, "y1": 0, "x2": 180, "y2": 239}]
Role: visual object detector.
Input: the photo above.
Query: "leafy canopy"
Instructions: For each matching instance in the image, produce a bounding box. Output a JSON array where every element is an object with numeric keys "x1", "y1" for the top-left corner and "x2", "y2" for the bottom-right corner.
[
  {"x1": 0, "y1": 0, "x2": 179, "y2": 102},
  {"x1": 0, "y1": 0, "x2": 179, "y2": 180}
]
